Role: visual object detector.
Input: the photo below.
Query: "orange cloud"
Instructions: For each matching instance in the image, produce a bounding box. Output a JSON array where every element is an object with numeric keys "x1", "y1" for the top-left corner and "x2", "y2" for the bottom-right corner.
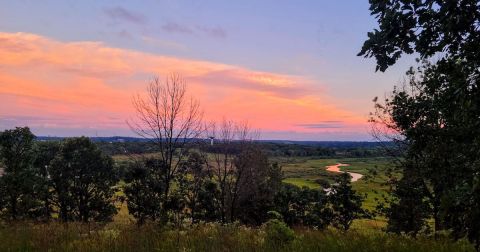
[{"x1": 0, "y1": 32, "x2": 367, "y2": 139}]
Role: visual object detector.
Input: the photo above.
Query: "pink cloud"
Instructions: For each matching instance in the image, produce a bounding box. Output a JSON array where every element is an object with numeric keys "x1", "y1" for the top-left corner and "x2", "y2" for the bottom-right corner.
[{"x1": 0, "y1": 32, "x2": 367, "y2": 139}]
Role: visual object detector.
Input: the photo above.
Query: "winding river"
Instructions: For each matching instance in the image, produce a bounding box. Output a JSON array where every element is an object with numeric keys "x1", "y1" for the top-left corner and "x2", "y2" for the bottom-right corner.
[{"x1": 325, "y1": 163, "x2": 363, "y2": 182}]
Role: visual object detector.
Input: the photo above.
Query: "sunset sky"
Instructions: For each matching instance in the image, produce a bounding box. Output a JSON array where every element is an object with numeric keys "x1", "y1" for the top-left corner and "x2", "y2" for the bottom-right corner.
[{"x1": 0, "y1": 1, "x2": 413, "y2": 141}]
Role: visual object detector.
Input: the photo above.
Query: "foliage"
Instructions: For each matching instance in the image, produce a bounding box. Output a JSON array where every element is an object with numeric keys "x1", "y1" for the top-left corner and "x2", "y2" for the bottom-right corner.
[
  {"x1": 315, "y1": 178, "x2": 331, "y2": 188},
  {"x1": 274, "y1": 183, "x2": 332, "y2": 229},
  {"x1": 123, "y1": 158, "x2": 167, "y2": 224},
  {"x1": 369, "y1": 38, "x2": 480, "y2": 247},
  {"x1": 50, "y1": 137, "x2": 118, "y2": 222},
  {"x1": 32, "y1": 141, "x2": 61, "y2": 221},
  {"x1": 362, "y1": 0, "x2": 480, "y2": 248},
  {"x1": 263, "y1": 219, "x2": 295, "y2": 249},
  {"x1": 176, "y1": 152, "x2": 219, "y2": 223},
  {"x1": 0, "y1": 127, "x2": 42, "y2": 220},
  {"x1": 206, "y1": 141, "x2": 388, "y2": 158},
  {"x1": 232, "y1": 146, "x2": 283, "y2": 225},
  {"x1": 359, "y1": 0, "x2": 480, "y2": 72},
  {"x1": 330, "y1": 173, "x2": 366, "y2": 231},
  {"x1": 123, "y1": 140, "x2": 287, "y2": 227},
  {"x1": 383, "y1": 170, "x2": 431, "y2": 236}
]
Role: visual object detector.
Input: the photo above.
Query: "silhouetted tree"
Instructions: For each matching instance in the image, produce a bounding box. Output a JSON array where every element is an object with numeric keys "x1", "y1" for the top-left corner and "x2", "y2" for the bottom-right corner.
[
  {"x1": 274, "y1": 183, "x2": 331, "y2": 229},
  {"x1": 127, "y1": 74, "x2": 203, "y2": 217},
  {"x1": 329, "y1": 173, "x2": 365, "y2": 231},
  {"x1": 33, "y1": 141, "x2": 61, "y2": 221},
  {"x1": 124, "y1": 158, "x2": 167, "y2": 224},
  {"x1": 206, "y1": 119, "x2": 257, "y2": 223},
  {"x1": 50, "y1": 137, "x2": 118, "y2": 222},
  {"x1": 233, "y1": 147, "x2": 283, "y2": 225},
  {"x1": 0, "y1": 127, "x2": 41, "y2": 220},
  {"x1": 371, "y1": 60, "x2": 480, "y2": 239},
  {"x1": 176, "y1": 152, "x2": 218, "y2": 223},
  {"x1": 361, "y1": 0, "x2": 480, "y2": 247},
  {"x1": 358, "y1": 0, "x2": 480, "y2": 72},
  {"x1": 384, "y1": 169, "x2": 431, "y2": 236}
]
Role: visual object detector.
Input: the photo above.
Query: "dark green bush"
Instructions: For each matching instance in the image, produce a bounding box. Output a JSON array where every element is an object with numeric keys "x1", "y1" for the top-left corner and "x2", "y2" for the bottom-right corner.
[{"x1": 263, "y1": 219, "x2": 295, "y2": 248}]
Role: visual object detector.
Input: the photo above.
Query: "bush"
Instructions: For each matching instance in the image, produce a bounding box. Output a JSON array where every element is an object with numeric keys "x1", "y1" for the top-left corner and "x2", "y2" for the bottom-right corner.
[
  {"x1": 315, "y1": 178, "x2": 331, "y2": 188},
  {"x1": 263, "y1": 219, "x2": 295, "y2": 248}
]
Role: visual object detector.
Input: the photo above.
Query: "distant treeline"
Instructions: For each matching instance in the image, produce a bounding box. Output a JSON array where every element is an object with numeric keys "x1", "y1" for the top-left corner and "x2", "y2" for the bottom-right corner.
[
  {"x1": 37, "y1": 137, "x2": 391, "y2": 158},
  {"x1": 258, "y1": 142, "x2": 390, "y2": 158}
]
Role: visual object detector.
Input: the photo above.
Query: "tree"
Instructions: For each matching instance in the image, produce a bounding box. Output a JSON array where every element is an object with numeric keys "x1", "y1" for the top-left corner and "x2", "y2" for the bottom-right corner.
[
  {"x1": 50, "y1": 137, "x2": 118, "y2": 222},
  {"x1": 206, "y1": 119, "x2": 263, "y2": 223},
  {"x1": 176, "y1": 152, "x2": 218, "y2": 223},
  {"x1": 124, "y1": 158, "x2": 167, "y2": 224},
  {"x1": 361, "y1": 0, "x2": 480, "y2": 247},
  {"x1": 371, "y1": 59, "x2": 480, "y2": 239},
  {"x1": 448, "y1": 176, "x2": 480, "y2": 250},
  {"x1": 383, "y1": 169, "x2": 431, "y2": 236},
  {"x1": 202, "y1": 119, "x2": 284, "y2": 225},
  {"x1": 127, "y1": 74, "x2": 203, "y2": 215},
  {"x1": 233, "y1": 146, "x2": 283, "y2": 225},
  {"x1": 329, "y1": 173, "x2": 365, "y2": 231},
  {"x1": 33, "y1": 141, "x2": 61, "y2": 221},
  {"x1": 273, "y1": 183, "x2": 331, "y2": 229},
  {"x1": 358, "y1": 0, "x2": 480, "y2": 72},
  {"x1": 0, "y1": 127, "x2": 41, "y2": 220}
]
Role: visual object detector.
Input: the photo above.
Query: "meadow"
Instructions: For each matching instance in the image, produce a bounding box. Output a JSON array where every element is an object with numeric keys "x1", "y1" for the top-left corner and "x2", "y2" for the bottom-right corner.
[{"x1": 280, "y1": 157, "x2": 392, "y2": 211}]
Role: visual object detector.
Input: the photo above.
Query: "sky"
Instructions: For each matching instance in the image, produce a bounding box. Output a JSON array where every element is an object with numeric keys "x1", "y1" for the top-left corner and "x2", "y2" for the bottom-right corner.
[{"x1": 0, "y1": 1, "x2": 413, "y2": 141}]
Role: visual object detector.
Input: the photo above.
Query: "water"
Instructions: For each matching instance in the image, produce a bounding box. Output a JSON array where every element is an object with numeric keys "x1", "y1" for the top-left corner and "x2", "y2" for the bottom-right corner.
[{"x1": 325, "y1": 163, "x2": 363, "y2": 182}]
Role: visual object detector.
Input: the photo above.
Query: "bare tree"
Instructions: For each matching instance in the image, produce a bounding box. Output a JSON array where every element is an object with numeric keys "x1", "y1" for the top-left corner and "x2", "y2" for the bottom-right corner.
[
  {"x1": 128, "y1": 73, "x2": 203, "y2": 199},
  {"x1": 206, "y1": 119, "x2": 258, "y2": 222}
]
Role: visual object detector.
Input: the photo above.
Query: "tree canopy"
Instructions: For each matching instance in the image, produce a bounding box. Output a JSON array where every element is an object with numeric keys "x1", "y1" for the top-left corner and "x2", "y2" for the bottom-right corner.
[
  {"x1": 359, "y1": 0, "x2": 480, "y2": 71},
  {"x1": 50, "y1": 137, "x2": 118, "y2": 222},
  {"x1": 362, "y1": 0, "x2": 480, "y2": 248}
]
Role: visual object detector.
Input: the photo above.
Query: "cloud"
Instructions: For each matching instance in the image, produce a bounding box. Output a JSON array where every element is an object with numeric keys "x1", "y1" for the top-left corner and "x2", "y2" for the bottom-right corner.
[
  {"x1": 0, "y1": 92, "x2": 127, "y2": 130},
  {"x1": 161, "y1": 22, "x2": 193, "y2": 34},
  {"x1": 0, "y1": 32, "x2": 366, "y2": 139},
  {"x1": 103, "y1": 6, "x2": 147, "y2": 25},
  {"x1": 0, "y1": 115, "x2": 66, "y2": 123},
  {"x1": 0, "y1": 37, "x2": 34, "y2": 52},
  {"x1": 295, "y1": 121, "x2": 345, "y2": 129},
  {"x1": 190, "y1": 69, "x2": 313, "y2": 98},
  {"x1": 141, "y1": 36, "x2": 188, "y2": 51},
  {"x1": 116, "y1": 29, "x2": 133, "y2": 39},
  {"x1": 196, "y1": 26, "x2": 227, "y2": 39},
  {"x1": 162, "y1": 22, "x2": 227, "y2": 39}
]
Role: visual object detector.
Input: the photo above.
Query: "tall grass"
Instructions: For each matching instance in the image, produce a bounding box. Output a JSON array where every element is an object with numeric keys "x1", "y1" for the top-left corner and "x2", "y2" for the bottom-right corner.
[{"x1": 0, "y1": 222, "x2": 474, "y2": 252}]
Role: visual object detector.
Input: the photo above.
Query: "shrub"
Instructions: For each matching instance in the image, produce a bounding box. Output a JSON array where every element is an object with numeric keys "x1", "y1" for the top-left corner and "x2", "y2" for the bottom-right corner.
[
  {"x1": 315, "y1": 178, "x2": 331, "y2": 188},
  {"x1": 263, "y1": 219, "x2": 295, "y2": 248}
]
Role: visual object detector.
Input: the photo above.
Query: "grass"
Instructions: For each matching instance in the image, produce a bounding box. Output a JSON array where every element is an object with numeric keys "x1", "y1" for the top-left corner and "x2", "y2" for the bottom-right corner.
[
  {"x1": 282, "y1": 178, "x2": 321, "y2": 189},
  {"x1": 0, "y1": 222, "x2": 474, "y2": 252},
  {"x1": 281, "y1": 157, "x2": 393, "y2": 223},
  {"x1": 280, "y1": 157, "x2": 391, "y2": 179},
  {"x1": 281, "y1": 158, "x2": 342, "y2": 181}
]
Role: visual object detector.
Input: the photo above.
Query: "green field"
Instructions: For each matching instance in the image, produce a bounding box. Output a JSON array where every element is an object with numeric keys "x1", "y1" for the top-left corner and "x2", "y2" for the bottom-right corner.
[{"x1": 280, "y1": 157, "x2": 391, "y2": 211}]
